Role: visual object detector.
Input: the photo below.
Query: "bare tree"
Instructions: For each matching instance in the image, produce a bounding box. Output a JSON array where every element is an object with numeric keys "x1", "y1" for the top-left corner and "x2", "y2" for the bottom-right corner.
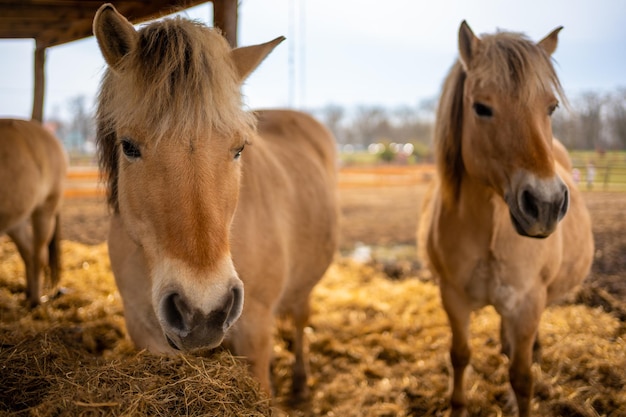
[
  {"x1": 607, "y1": 88, "x2": 626, "y2": 150},
  {"x1": 391, "y1": 105, "x2": 432, "y2": 146},
  {"x1": 351, "y1": 106, "x2": 391, "y2": 147},
  {"x1": 318, "y1": 104, "x2": 346, "y2": 145},
  {"x1": 577, "y1": 91, "x2": 606, "y2": 150}
]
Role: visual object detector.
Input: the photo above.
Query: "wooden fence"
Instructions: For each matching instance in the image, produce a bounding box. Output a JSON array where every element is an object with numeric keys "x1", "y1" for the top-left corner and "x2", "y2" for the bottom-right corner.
[{"x1": 64, "y1": 163, "x2": 626, "y2": 198}]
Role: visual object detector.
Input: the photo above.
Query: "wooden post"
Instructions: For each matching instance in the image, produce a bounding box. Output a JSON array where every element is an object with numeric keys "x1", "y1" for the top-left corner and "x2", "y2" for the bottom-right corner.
[
  {"x1": 31, "y1": 40, "x2": 46, "y2": 122},
  {"x1": 213, "y1": 0, "x2": 238, "y2": 48}
]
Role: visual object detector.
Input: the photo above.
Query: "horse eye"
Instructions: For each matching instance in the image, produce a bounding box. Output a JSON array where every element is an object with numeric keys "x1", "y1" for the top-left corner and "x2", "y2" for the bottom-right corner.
[
  {"x1": 234, "y1": 145, "x2": 245, "y2": 160},
  {"x1": 548, "y1": 102, "x2": 559, "y2": 116},
  {"x1": 473, "y1": 102, "x2": 493, "y2": 118},
  {"x1": 121, "y1": 139, "x2": 141, "y2": 160}
]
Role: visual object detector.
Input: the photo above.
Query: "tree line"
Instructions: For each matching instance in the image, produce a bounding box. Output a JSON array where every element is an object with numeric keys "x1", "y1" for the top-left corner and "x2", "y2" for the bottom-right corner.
[
  {"x1": 52, "y1": 88, "x2": 626, "y2": 160},
  {"x1": 311, "y1": 88, "x2": 626, "y2": 157}
]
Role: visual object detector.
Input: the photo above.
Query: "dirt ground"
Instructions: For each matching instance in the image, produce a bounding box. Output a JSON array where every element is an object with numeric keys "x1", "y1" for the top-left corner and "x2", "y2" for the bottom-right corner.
[{"x1": 59, "y1": 185, "x2": 626, "y2": 307}]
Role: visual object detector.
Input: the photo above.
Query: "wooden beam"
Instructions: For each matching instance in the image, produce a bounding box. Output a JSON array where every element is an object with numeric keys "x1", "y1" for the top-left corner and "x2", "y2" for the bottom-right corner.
[
  {"x1": 32, "y1": 41, "x2": 46, "y2": 122},
  {"x1": 213, "y1": 0, "x2": 238, "y2": 47}
]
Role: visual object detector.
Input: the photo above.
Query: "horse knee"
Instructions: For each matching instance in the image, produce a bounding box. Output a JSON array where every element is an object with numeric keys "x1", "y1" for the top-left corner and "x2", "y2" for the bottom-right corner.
[
  {"x1": 532, "y1": 336, "x2": 542, "y2": 364},
  {"x1": 450, "y1": 344, "x2": 470, "y2": 370}
]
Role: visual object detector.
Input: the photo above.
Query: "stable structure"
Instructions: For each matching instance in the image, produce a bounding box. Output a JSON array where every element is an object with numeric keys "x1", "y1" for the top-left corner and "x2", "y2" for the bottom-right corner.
[{"x1": 0, "y1": 0, "x2": 238, "y2": 122}]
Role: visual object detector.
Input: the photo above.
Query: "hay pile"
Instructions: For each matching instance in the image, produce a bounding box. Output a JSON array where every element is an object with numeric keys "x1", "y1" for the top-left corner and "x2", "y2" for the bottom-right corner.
[
  {"x1": 0, "y1": 238, "x2": 271, "y2": 417},
  {"x1": 272, "y1": 260, "x2": 626, "y2": 416},
  {"x1": 1, "y1": 238, "x2": 625, "y2": 416}
]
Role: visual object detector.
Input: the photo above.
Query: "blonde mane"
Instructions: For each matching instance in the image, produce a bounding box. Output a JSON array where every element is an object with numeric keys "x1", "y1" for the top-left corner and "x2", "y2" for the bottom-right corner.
[
  {"x1": 435, "y1": 30, "x2": 566, "y2": 204},
  {"x1": 96, "y1": 16, "x2": 256, "y2": 211}
]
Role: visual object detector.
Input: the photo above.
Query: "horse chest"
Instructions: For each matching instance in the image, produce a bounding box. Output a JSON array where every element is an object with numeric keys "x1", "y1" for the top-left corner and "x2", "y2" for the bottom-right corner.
[
  {"x1": 434, "y1": 218, "x2": 547, "y2": 312},
  {"x1": 465, "y1": 256, "x2": 527, "y2": 312}
]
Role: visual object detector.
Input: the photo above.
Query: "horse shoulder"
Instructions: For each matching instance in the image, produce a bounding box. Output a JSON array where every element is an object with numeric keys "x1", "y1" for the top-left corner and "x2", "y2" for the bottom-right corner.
[
  {"x1": 417, "y1": 179, "x2": 438, "y2": 272},
  {"x1": 546, "y1": 163, "x2": 594, "y2": 302},
  {"x1": 419, "y1": 180, "x2": 486, "y2": 294}
]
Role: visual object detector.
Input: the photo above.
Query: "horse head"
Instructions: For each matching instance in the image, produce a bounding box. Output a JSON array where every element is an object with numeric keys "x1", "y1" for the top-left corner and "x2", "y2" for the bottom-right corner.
[
  {"x1": 457, "y1": 21, "x2": 568, "y2": 238},
  {"x1": 94, "y1": 4, "x2": 283, "y2": 351}
]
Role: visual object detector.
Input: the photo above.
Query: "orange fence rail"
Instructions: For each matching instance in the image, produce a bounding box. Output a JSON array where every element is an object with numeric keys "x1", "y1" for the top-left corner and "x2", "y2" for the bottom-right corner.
[
  {"x1": 63, "y1": 164, "x2": 437, "y2": 198},
  {"x1": 64, "y1": 167, "x2": 104, "y2": 198},
  {"x1": 338, "y1": 165, "x2": 434, "y2": 188}
]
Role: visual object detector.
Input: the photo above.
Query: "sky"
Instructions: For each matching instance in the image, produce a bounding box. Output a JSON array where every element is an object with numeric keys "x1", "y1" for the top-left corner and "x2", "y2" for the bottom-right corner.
[{"x1": 1, "y1": 0, "x2": 625, "y2": 121}]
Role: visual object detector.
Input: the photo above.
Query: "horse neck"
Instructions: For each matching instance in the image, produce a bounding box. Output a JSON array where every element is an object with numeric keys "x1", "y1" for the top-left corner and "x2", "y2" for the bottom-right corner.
[{"x1": 445, "y1": 173, "x2": 507, "y2": 231}]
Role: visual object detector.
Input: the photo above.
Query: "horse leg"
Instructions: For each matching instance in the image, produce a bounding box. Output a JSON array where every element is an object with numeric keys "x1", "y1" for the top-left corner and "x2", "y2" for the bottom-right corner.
[
  {"x1": 6, "y1": 221, "x2": 34, "y2": 302},
  {"x1": 290, "y1": 298, "x2": 311, "y2": 403},
  {"x1": 231, "y1": 300, "x2": 274, "y2": 396},
  {"x1": 501, "y1": 304, "x2": 543, "y2": 417},
  {"x1": 500, "y1": 318, "x2": 511, "y2": 358},
  {"x1": 440, "y1": 283, "x2": 472, "y2": 417},
  {"x1": 532, "y1": 333, "x2": 542, "y2": 364},
  {"x1": 501, "y1": 319, "x2": 542, "y2": 364},
  {"x1": 29, "y1": 206, "x2": 58, "y2": 307}
]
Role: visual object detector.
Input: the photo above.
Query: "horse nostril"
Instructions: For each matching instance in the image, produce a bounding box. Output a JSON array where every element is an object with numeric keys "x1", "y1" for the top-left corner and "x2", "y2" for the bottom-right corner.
[
  {"x1": 224, "y1": 285, "x2": 243, "y2": 329},
  {"x1": 559, "y1": 186, "x2": 570, "y2": 219},
  {"x1": 521, "y1": 189, "x2": 539, "y2": 221},
  {"x1": 163, "y1": 293, "x2": 190, "y2": 333}
]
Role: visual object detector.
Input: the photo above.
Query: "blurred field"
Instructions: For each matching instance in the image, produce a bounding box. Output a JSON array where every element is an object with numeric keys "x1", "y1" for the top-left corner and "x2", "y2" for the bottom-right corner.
[{"x1": 2, "y1": 165, "x2": 626, "y2": 416}]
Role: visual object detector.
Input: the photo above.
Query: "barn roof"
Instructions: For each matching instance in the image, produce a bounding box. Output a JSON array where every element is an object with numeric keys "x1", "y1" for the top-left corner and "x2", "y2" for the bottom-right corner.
[
  {"x1": 0, "y1": 1, "x2": 239, "y2": 121},
  {"x1": 0, "y1": 1, "x2": 209, "y2": 48}
]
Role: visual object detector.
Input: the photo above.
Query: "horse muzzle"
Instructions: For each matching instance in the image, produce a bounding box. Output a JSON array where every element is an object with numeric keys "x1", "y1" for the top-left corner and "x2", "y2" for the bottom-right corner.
[
  {"x1": 506, "y1": 176, "x2": 569, "y2": 239},
  {"x1": 159, "y1": 282, "x2": 244, "y2": 351}
]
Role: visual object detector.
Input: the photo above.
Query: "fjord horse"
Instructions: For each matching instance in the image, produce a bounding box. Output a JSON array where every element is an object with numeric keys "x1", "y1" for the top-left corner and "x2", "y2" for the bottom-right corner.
[
  {"x1": 418, "y1": 22, "x2": 593, "y2": 416},
  {"x1": 93, "y1": 4, "x2": 338, "y2": 400},
  {"x1": 0, "y1": 118, "x2": 66, "y2": 307}
]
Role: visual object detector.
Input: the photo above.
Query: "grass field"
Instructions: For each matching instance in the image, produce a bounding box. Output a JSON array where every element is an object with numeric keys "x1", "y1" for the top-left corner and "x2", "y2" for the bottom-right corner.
[{"x1": 338, "y1": 149, "x2": 626, "y2": 191}]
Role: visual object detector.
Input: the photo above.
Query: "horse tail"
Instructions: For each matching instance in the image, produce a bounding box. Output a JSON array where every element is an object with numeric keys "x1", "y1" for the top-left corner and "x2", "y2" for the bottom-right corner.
[{"x1": 48, "y1": 213, "x2": 62, "y2": 288}]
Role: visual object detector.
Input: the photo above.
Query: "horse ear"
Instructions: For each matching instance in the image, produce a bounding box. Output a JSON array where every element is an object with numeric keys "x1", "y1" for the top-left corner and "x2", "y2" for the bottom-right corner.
[
  {"x1": 93, "y1": 3, "x2": 138, "y2": 71},
  {"x1": 538, "y1": 26, "x2": 563, "y2": 56},
  {"x1": 458, "y1": 20, "x2": 479, "y2": 70},
  {"x1": 231, "y1": 36, "x2": 286, "y2": 82}
]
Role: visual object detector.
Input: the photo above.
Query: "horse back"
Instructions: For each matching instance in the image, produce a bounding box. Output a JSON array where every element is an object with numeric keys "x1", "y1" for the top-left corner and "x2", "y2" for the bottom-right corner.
[
  {"x1": 0, "y1": 119, "x2": 66, "y2": 187},
  {"x1": 0, "y1": 119, "x2": 66, "y2": 230},
  {"x1": 232, "y1": 109, "x2": 338, "y2": 312}
]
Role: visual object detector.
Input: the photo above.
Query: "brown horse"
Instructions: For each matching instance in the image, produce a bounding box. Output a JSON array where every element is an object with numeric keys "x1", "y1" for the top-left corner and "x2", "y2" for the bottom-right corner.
[
  {"x1": 0, "y1": 118, "x2": 66, "y2": 307},
  {"x1": 418, "y1": 22, "x2": 594, "y2": 416},
  {"x1": 93, "y1": 4, "x2": 338, "y2": 400}
]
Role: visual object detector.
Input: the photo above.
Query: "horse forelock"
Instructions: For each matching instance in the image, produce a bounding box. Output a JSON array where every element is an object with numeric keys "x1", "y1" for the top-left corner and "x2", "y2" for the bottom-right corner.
[
  {"x1": 471, "y1": 31, "x2": 565, "y2": 105},
  {"x1": 96, "y1": 16, "x2": 256, "y2": 211}
]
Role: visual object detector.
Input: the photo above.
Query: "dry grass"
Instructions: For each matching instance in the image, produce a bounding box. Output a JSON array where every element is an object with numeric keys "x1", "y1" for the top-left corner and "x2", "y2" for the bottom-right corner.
[
  {"x1": 2, "y1": 187, "x2": 626, "y2": 416},
  {"x1": 272, "y1": 260, "x2": 626, "y2": 417},
  {"x1": 0, "y1": 239, "x2": 271, "y2": 417}
]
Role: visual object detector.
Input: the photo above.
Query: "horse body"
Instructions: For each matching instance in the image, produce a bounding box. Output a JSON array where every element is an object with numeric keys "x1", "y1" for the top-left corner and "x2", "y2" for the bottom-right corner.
[
  {"x1": 94, "y1": 4, "x2": 337, "y2": 399},
  {"x1": 418, "y1": 22, "x2": 593, "y2": 416},
  {"x1": 229, "y1": 109, "x2": 338, "y2": 395},
  {"x1": 0, "y1": 118, "x2": 66, "y2": 306}
]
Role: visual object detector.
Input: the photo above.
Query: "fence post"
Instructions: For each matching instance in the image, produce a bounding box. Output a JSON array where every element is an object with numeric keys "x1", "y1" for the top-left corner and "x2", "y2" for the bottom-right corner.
[{"x1": 603, "y1": 165, "x2": 611, "y2": 191}]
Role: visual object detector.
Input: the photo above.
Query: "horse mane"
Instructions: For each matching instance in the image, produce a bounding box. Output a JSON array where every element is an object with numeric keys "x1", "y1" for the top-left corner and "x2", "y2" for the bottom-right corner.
[
  {"x1": 96, "y1": 16, "x2": 256, "y2": 211},
  {"x1": 435, "y1": 30, "x2": 566, "y2": 204}
]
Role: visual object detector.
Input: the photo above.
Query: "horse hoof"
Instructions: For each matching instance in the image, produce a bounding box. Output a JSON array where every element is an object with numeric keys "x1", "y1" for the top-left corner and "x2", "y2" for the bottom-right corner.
[
  {"x1": 289, "y1": 381, "x2": 310, "y2": 406},
  {"x1": 447, "y1": 408, "x2": 469, "y2": 417}
]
